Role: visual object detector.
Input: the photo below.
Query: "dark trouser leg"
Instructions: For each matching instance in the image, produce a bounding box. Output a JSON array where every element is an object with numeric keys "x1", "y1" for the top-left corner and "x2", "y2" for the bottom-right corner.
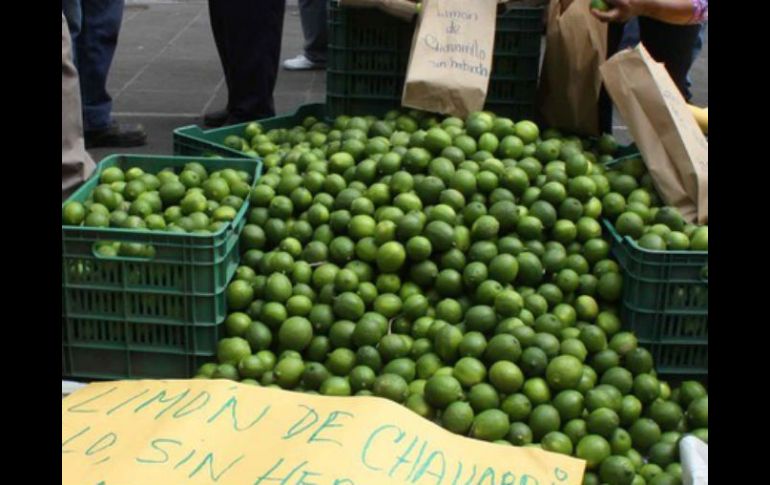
[
  {"x1": 638, "y1": 17, "x2": 702, "y2": 101},
  {"x1": 76, "y1": 0, "x2": 125, "y2": 132},
  {"x1": 220, "y1": 0, "x2": 286, "y2": 121},
  {"x1": 208, "y1": 0, "x2": 231, "y2": 112},
  {"x1": 298, "y1": 0, "x2": 328, "y2": 64},
  {"x1": 598, "y1": 22, "x2": 627, "y2": 134}
]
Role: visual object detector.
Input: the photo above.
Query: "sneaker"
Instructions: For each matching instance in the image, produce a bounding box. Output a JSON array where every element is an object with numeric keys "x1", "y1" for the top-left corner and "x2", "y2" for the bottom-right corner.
[
  {"x1": 283, "y1": 54, "x2": 325, "y2": 71},
  {"x1": 85, "y1": 121, "x2": 147, "y2": 148},
  {"x1": 203, "y1": 108, "x2": 230, "y2": 128}
]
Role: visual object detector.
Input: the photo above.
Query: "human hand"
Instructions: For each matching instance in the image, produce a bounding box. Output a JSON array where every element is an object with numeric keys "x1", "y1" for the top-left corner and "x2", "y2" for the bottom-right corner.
[{"x1": 590, "y1": 0, "x2": 645, "y2": 23}]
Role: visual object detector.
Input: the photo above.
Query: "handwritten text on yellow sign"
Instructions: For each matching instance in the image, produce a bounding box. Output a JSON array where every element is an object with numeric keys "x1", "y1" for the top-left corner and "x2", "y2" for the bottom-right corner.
[{"x1": 63, "y1": 380, "x2": 585, "y2": 485}]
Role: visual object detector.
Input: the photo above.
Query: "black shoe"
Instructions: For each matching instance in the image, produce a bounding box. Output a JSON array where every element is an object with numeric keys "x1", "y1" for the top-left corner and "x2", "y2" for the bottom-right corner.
[
  {"x1": 85, "y1": 122, "x2": 147, "y2": 149},
  {"x1": 204, "y1": 109, "x2": 230, "y2": 127}
]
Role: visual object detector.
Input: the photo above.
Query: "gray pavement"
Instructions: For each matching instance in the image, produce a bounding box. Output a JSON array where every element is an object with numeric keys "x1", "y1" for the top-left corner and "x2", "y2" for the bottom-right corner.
[
  {"x1": 88, "y1": 1, "x2": 707, "y2": 161},
  {"x1": 91, "y1": 0, "x2": 324, "y2": 160}
]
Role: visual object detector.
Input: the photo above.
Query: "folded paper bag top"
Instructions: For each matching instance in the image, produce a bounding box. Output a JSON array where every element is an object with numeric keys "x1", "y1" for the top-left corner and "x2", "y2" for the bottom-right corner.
[
  {"x1": 600, "y1": 44, "x2": 708, "y2": 224},
  {"x1": 401, "y1": 0, "x2": 499, "y2": 118}
]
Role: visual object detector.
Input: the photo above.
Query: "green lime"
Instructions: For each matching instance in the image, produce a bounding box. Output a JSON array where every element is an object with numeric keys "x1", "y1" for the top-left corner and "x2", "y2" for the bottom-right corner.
[
  {"x1": 424, "y1": 374, "x2": 463, "y2": 409},
  {"x1": 522, "y1": 377, "x2": 551, "y2": 406},
  {"x1": 212, "y1": 364, "x2": 239, "y2": 381},
  {"x1": 226, "y1": 280, "x2": 255, "y2": 310},
  {"x1": 542, "y1": 431, "x2": 574, "y2": 456},
  {"x1": 529, "y1": 404, "x2": 561, "y2": 441},
  {"x1": 601, "y1": 367, "x2": 634, "y2": 395},
  {"x1": 488, "y1": 361, "x2": 524, "y2": 394},
  {"x1": 333, "y1": 292, "x2": 365, "y2": 321},
  {"x1": 599, "y1": 455, "x2": 636, "y2": 485},
  {"x1": 225, "y1": 312, "x2": 252, "y2": 337},
  {"x1": 453, "y1": 357, "x2": 487, "y2": 388},
  {"x1": 519, "y1": 346, "x2": 547, "y2": 377},
  {"x1": 620, "y1": 395, "x2": 643, "y2": 426},
  {"x1": 629, "y1": 418, "x2": 662, "y2": 452},
  {"x1": 416, "y1": 353, "x2": 442, "y2": 380},
  {"x1": 553, "y1": 390, "x2": 585, "y2": 421},
  {"x1": 587, "y1": 407, "x2": 620, "y2": 438},
  {"x1": 320, "y1": 376, "x2": 352, "y2": 396},
  {"x1": 278, "y1": 316, "x2": 313, "y2": 351},
  {"x1": 546, "y1": 355, "x2": 583, "y2": 391},
  {"x1": 442, "y1": 401, "x2": 475, "y2": 435},
  {"x1": 458, "y1": 331, "x2": 487, "y2": 358},
  {"x1": 328, "y1": 320, "x2": 356, "y2": 349},
  {"x1": 576, "y1": 435, "x2": 611, "y2": 470},
  {"x1": 507, "y1": 422, "x2": 533, "y2": 446},
  {"x1": 484, "y1": 334, "x2": 523, "y2": 364},
  {"x1": 563, "y1": 419, "x2": 588, "y2": 446},
  {"x1": 633, "y1": 374, "x2": 660, "y2": 404},
  {"x1": 470, "y1": 409, "x2": 510, "y2": 441},
  {"x1": 274, "y1": 357, "x2": 305, "y2": 389},
  {"x1": 321, "y1": 348, "x2": 355, "y2": 377},
  {"x1": 678, "y1": 380, "x2": 707, "y2": 408},
  {"x1": 687, "y1": 396, "x2": 708, "y2": 429},
  {"x1": 375, "y1": 241, "x2": 405, "y2": 273},
  {"x1": 405, "y1": 393, "x2": 435, "y2": 419},
  {"x1": 382, "y1": 357, "x2": 416, "y2": 383}
]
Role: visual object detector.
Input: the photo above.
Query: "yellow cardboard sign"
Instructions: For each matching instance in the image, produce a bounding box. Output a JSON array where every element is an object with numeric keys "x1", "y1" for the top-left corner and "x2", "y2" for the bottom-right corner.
[{"x1": 63, "y1": 380, "x2": 585, "y2": 485}]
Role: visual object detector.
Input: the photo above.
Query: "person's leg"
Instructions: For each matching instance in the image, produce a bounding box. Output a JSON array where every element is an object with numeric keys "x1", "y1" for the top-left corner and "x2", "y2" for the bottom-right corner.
[
  {"x1": 62, "y1": 13, "x2": 96, "y2": 201},
  {"x1": 225, "y1": 0, "x2": 286, "y2": 122},
  {"x1": 638, "y1": 17, "x2": 702, "y2": 101},
  {"x1": 76, "y1": 0, "x2": 124, "y2": 132},
  {"x1": 204, "y1": 0, "x2": 231, "y2": 126},
  {"x1": 77, "y1": 0, "x2": 146, "y2": 146},
  {"x1": 598, "y1": 21, "x2": 627, "y2": 134},
  {"x1": 283, "y1": 0, "x2": 326, "y2": 71},
  {"x1": 299, "y1": 0, "x2": 328, "y2": 64}
]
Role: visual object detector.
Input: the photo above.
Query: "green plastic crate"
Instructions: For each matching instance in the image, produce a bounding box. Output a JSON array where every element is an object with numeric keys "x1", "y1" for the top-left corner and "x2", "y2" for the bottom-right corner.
[
  {"x1": 602, "y1": 219, "x2": 708, "y2": 379},
  {"x1": 327, "y1": 1, "x2": 544, "y2": 119},
  {"x1": 62, "y1": 154, "x2": 262, "y2": 380},
  {"x1": 62, "y1": 319, "x2": 222, "y2": 380},
  {"x1": 173, "y1": 103, "x2": 328, "y2": 158}
]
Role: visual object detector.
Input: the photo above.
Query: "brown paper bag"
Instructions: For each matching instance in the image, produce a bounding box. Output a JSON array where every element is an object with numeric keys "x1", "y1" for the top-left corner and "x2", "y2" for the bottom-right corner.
[
  {"x1": 338, "y1": 0, "x2": 419, "y2": 21},
  {"x1": 401, "y1": 0, "x2": 498, "y2": 118},
  {"x1": 537, "y1": 0, "x2": 606, "y2": 136},
  {"x1": 600, "y1": 44, "x2": 708, "y2": 224}
]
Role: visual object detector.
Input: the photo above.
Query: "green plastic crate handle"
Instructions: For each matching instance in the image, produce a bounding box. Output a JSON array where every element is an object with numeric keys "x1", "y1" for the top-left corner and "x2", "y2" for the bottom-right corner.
[{"x1": 91, "y1": 241, "x2": 156, "y2": 261}]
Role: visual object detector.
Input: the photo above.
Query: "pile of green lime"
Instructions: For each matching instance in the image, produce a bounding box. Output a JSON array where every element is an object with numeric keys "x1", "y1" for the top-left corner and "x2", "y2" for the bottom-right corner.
[
  {"x1": 199, "y1": 110, "x2": 707, "y2": 485},
  {"x1": 601, "y1": 157, "x2": 708, "y2": 252},
  {"x1": 62, "y1": 162, "x2": 254, "y2": 256}
]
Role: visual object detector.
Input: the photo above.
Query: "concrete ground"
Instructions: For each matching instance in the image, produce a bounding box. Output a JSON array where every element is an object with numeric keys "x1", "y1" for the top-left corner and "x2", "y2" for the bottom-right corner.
[{"x1": 88, "y1": 0, "x2": 707, "y2": 161}]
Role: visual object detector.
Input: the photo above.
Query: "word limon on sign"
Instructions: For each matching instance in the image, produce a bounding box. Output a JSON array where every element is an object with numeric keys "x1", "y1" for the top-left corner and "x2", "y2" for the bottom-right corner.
[{"x1": 63, "y1": 379, "x2": 586, "y2": 485}]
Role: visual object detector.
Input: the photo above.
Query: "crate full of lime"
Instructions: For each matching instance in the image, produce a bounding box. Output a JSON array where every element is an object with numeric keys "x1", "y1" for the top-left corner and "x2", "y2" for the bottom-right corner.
[{"x1": 193, "y1": 103, "x2": 707, "y2": 485}]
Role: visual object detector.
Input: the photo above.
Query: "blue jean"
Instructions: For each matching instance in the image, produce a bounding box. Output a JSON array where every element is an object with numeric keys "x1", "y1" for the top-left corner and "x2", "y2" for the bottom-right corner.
[{"x1": 62, "y1": 0, "x2": 124, "y2": 132}]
